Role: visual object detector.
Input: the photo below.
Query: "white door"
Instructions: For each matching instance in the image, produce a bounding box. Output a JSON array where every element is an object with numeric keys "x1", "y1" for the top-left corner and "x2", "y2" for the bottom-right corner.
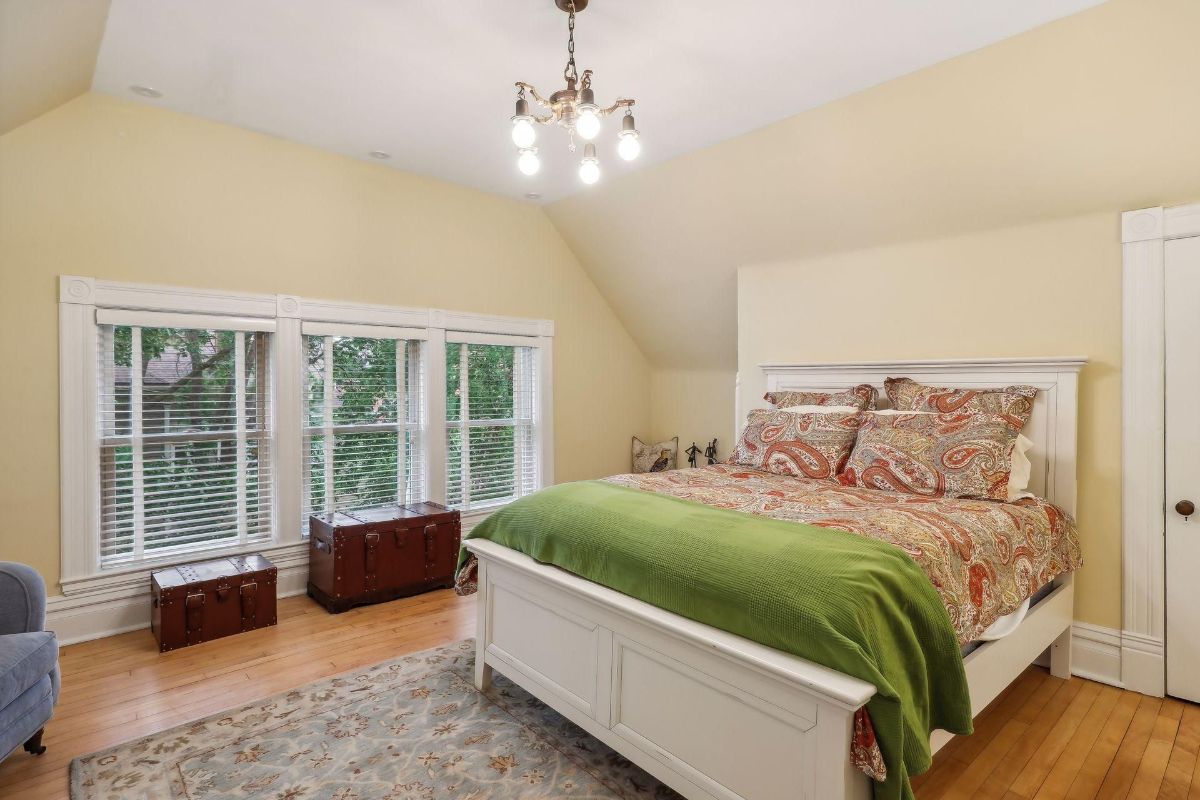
[{"x1": 1166, "y1": 233, "x2": 1200, "y2": 703}]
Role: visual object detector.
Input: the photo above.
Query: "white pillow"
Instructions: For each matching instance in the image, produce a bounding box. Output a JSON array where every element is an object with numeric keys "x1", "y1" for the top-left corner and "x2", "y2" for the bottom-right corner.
[
  {"x1": 1008, "y1": 434, "x2": 1034, "y2": 501},
  {"x1": 777, "y1": 404, "x2": 862, "y2": 414}
]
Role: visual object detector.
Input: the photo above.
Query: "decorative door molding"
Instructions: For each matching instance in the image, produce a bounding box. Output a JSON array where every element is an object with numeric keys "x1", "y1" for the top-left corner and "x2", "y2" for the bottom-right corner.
[{"x1": 1121, "y1": 203, "x2": 1200, "y2": 696}]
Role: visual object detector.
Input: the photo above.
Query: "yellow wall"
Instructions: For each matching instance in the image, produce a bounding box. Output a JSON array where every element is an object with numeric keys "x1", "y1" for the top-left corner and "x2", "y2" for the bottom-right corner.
[
  {"x1": 738, "y1": 213, "x2": 1123, "y2": 627},
  {"x1": 650, "y1": 368, "x2": 737, "y2": 463},
  {"x1": 0, "y1": 92, "x2": 651, "y2": 593}
]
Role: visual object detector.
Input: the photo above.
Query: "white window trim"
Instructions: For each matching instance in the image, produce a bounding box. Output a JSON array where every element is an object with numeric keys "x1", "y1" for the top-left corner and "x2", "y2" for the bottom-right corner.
[{"x1": 58, "y1": 276, "x2": 554, "y2": 598}]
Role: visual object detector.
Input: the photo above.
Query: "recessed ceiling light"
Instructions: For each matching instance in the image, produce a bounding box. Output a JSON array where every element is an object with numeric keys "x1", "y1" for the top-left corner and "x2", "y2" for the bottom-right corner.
[
  {"x1": 129, "y1": 85, "x2": 163, "y2": 98},
  {"x1": 368, "y1": 151, "x2": 391, "y2": 160},
  {"x1": 524, "y1": 192, "x2": 542, "y2": 200}
]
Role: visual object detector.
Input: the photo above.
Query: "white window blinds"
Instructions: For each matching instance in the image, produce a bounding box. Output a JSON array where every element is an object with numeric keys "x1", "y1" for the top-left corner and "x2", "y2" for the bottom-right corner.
[
  {"x1": 445, "y1": 340, "x2": 539, "y2": 511},
  {"x1": 98, "y1": 322, "x2": 273, "y2": 566},
  {"x1": 302, "y1": 332, "x2": 425, "y2": 530}
]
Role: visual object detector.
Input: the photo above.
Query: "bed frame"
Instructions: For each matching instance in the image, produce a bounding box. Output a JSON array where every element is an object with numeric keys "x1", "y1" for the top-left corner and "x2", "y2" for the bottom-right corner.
[{"x1": 465, "y1": 357, "x2": 1085, "y2": 800}]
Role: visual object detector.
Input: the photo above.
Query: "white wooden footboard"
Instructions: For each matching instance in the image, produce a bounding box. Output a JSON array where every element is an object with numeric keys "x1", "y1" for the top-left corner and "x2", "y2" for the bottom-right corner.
[
  {"x1": 468, "y1": 538, "x2": 1076, "y2": 800},
  {"x1": 468, "y1": 539, "x2": 875, "y2": 800}
]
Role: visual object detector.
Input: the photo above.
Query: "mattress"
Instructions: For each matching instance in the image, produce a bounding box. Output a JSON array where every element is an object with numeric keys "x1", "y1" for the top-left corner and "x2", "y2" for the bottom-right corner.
[{"x1": 606, "y1": 464, "x2": 1082, "y2": 645}]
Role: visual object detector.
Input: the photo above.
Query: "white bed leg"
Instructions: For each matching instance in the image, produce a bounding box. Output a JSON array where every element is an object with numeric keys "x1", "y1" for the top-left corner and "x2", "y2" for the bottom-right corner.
[
  {"x1": 473, "y1": 557, "x2": 492, "y2": 691},
  {"x1": 475, "y1": 659, "x2": 493, "y2": 691},
  {"x1": 1050, "y1": 623, "x2": 1073, "y2": 679}
]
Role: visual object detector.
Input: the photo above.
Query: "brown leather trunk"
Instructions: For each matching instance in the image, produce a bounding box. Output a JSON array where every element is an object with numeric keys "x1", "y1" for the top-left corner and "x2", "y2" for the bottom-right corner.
[
  {"x1": 307, "y1": 502, "x2": 461, "y2": 613},
  {"x1": 151, "y1": 554, "x2": 278, "y2": 653}
]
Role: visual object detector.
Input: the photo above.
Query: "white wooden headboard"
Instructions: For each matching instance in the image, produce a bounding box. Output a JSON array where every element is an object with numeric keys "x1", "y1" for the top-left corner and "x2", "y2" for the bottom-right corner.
[{"x1": 745, "y1": 358, "x2": 1086, "y2": 515}]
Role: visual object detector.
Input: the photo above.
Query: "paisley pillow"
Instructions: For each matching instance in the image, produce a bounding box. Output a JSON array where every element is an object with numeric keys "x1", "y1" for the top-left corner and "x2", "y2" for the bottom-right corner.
[
  {"x1": 840, "y1": 411, "x2": 1018, "y2": 500},
  {"x1": 884, "y1": 377, "x2": 1037, "y2": 433},
  {"x1": 730, "y1": 409, "x2": 862, "y2": 480},
  {"x1": 763, "y1": 384, "x2": 876, "y2": 411}
]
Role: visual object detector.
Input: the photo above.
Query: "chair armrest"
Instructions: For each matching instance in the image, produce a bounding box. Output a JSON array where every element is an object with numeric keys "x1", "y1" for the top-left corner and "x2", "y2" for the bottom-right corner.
[{"x1": 0, "y1": 562, "x2": 47, "y2": 635}]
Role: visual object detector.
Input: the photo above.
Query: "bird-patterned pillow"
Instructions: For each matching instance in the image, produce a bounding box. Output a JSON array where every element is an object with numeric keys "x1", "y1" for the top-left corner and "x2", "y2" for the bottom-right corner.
[{"x1": 632, "y1": 436, "x2": 678, "y2": 473}]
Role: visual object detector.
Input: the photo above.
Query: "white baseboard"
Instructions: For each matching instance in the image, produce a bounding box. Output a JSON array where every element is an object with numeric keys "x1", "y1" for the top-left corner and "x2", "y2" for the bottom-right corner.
[
  {"x1": 1071, "y1": 622, "x2": 1125, "y2": 688},
  {"x1": 46, "y1": 551, "x2": 310, "y2": 646},
  {"x1": 1120, "y1": 629, "x2": 1165, "y2": 697}
]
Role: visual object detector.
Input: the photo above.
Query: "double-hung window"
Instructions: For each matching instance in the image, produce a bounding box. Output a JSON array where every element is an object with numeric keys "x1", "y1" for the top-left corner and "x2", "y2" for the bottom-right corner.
[
  {"x1": 445, "y1": 335, "x2": 540, "y2": 511},
  {"x1": 302, "y1": 324, "x2": 425, "y2": 527},
  {"x1": 61, "y1": 277, "x2": 553, "y2": 586},
  {"x1": 96, "y1": 311, "x2": 274, "y2": 567}
]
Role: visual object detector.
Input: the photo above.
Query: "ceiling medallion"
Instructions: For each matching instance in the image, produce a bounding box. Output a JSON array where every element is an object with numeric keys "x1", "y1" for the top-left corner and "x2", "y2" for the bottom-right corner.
[{"x1": 510, "y1": 0, "x2": 640, "y2": 184}]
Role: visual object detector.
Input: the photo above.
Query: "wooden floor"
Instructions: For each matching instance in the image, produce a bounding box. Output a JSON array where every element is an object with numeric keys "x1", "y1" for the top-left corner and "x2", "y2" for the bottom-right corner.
[
  {"x1": 1, "y1": 591, "x2": 1197, "y2": 800},
  {"x1": 914, "y1": 665, "x2": 1200, "y2": 799}
]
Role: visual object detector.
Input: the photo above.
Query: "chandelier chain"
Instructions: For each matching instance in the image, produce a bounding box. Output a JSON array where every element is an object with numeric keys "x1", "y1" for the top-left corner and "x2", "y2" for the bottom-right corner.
[{"x1": 563, "y1": 0, "x2": 578, "y2": 84}]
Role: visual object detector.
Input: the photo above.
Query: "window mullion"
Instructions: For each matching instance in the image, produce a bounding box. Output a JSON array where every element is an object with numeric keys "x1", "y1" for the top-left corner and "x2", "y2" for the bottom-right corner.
[
  {"x1": 235, "y1": 331, "x2": 248, "y2": 545},
  {"x1": 323, "y1": 335, "x2": 335, "y2": 513},
  {"x1": 130, "y1": 326, "x2": 145, "y2": 562},
  {"x1": 514, "y1": 348, "x2": 526, "y2": 499},
  {"x1": 397, "y1": 339, "x2": 407, "y2": 505},
  {"x1": 459, "y1": 344, "x2": 471, "y2": 510}
]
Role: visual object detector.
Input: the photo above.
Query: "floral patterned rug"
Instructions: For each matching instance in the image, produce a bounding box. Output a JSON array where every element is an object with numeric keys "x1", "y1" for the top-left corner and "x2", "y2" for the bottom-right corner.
[{"x1": 70, "y1": 639, "x2": 678, "y2": 800}]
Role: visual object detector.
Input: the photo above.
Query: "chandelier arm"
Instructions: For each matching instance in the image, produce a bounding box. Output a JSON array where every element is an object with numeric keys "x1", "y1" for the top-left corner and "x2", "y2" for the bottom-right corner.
[
  {"x1": 597, "y1": 98, "x2": 636, "y2": 116},
  {"x1": 516, "y1": 82, "x2": 555, "y2": 109}
]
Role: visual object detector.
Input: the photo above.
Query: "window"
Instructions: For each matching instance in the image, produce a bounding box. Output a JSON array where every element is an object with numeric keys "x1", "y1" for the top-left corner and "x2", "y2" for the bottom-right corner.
[
  {"x1": 97, "y1": 313, "x2": 273, "y2": 566},
  {"x1": 60, "y1": 277, "x2": 553, "y2": 585},
  {"x1": 302, "y1": 327, "x2": 425, "y2": 528},
  {"x1": 445, "y1": 338, "x2": 540, "y2": 510}
]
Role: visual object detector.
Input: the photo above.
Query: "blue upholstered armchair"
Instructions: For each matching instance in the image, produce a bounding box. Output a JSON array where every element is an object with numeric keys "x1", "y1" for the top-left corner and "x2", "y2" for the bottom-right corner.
[{"x1": 0, "y1": 563, "x2": 60, "y2": 762}]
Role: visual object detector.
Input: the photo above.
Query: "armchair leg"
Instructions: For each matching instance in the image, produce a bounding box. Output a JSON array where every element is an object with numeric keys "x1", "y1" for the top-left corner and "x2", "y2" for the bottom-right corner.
[{"x1": 22, "y1": 728, "x2": 46, "y2": 756}]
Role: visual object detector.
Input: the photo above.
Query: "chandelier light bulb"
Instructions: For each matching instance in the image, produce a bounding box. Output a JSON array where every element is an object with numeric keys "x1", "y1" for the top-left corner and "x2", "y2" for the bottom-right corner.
[
  {"x1": 617, "y1": 132, "x2": 641, "y2": 161},
  {"x1": 511, "y1": 117, "x2": 536, "y2": 148},
  {"x1": 576, "y1": 107, "x2": 601, "y2": 140},
  {"x1": 617, "y1": 113, "x2": 640, "y2": 161},
  {"x1": 517, "y1": 148, "x2": 541, "y2": 176},
  {"x1": 576, "y1": 84, "x2": 601, "y2": 140},
  {"x1": 579, "y1": 143, "x2": 601, "y2": 184}
]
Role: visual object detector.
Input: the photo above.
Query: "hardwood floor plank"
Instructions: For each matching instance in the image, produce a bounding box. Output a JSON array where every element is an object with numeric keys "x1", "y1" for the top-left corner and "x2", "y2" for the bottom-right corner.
[
  {"x1": 1126, "y1": 707, "x2": 1182, "y2": 799},
  {"x1": 1095, "y1": 695, "x2": 1166, "y2": 799},
  {"x1": 943, "y1": 719, "x2": 1028, "y2": 800},
  {"x1": 1033, "y1": 684, "x2": 1123, "y2": 799},
  {"x1": 969, "y1": 678, "x2": 1085, "y2": 797},
  {"x1": 1065, "y1": 690, "x2": 1143, "y2": 799},
  {"x1": 1010, "y1": 680, "x2": 1104, "y2": 796}
]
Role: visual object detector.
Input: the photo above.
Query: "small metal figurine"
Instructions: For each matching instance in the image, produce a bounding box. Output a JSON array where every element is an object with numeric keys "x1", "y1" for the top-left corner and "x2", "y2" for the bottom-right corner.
[
  {"x1": 685, "y1": 442, "x2": 702, "y2": 468},
  {"x1": 704, "y1": 439, "x2": 719, "y2": 465}
]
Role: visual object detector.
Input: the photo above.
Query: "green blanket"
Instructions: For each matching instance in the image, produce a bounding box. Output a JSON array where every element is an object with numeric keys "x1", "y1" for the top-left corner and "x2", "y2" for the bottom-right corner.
[{"x1": 460, "y1": 480, "x2": 971, "y2": 799}]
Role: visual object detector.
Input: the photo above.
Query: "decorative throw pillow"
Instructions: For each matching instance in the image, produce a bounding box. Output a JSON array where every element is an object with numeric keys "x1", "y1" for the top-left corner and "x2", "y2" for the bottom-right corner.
[
  {"x1": 884, "y1": 377, "x2": 1038, "y2": 433},
  {"x1": 840, "y1": 412, "x2": 1019, "y2": 500},
  {"x1": 763, "y1": 384, "x2": 877, "y2": 411},
  {"x1": 632, "y1": 436, "x2": 678, "y2": 473},
  {"x1": 730, "y1": 409, "x2": 862, "y2": 480}
]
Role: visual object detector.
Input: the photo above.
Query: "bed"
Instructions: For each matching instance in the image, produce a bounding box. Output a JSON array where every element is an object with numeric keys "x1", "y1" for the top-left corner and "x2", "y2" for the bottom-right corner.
[{"x1": 463, "y1": 358, "x2": 1084, "y2": 800}]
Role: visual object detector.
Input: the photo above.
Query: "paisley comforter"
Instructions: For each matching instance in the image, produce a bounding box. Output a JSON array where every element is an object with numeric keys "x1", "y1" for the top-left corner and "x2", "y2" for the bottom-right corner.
[{"x1": 605, "y1": 463, "x2": 1082, "y2": 645}]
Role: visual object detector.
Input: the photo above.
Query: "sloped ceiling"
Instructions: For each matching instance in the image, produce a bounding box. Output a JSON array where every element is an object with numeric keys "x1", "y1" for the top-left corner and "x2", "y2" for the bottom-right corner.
[
  {"x1": 87, "y1": 0, "x2": 1103, "y2": 203},
  {"x1": 545, "y1": 0, "x2": 1200, "y2": 369},
  {"x1": 0, "y1": 0, "x2": 111, "y2": 135}
]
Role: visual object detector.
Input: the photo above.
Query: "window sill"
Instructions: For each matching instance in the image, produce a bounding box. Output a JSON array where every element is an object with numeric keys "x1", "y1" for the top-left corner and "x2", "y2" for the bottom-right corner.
[{"x1": 59, "y1": 539, "x2": 310, "y2": 599}]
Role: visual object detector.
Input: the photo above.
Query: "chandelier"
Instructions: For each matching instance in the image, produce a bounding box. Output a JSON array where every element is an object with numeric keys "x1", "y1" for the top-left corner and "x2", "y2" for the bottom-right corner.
[{"x1": 510, "y1": 0, "x2": 640, "y2": 184}]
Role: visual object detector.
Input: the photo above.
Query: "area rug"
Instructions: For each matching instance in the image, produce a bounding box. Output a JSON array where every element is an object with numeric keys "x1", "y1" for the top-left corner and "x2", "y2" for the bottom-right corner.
[{"x1": 70, "y1": 639, "x2": 678, "y2": 799}]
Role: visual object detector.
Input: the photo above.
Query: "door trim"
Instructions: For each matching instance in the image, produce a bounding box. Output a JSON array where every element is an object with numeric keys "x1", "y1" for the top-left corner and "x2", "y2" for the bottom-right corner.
[{"x1": 1121, "y1": 203, "x2": 1200, "y2": 697}]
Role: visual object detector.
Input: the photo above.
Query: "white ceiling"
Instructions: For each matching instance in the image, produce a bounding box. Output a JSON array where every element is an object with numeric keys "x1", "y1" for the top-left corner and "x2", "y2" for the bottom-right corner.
[{"x1": 90, "y1": 0, "x2": 1106, "y2": 203}]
